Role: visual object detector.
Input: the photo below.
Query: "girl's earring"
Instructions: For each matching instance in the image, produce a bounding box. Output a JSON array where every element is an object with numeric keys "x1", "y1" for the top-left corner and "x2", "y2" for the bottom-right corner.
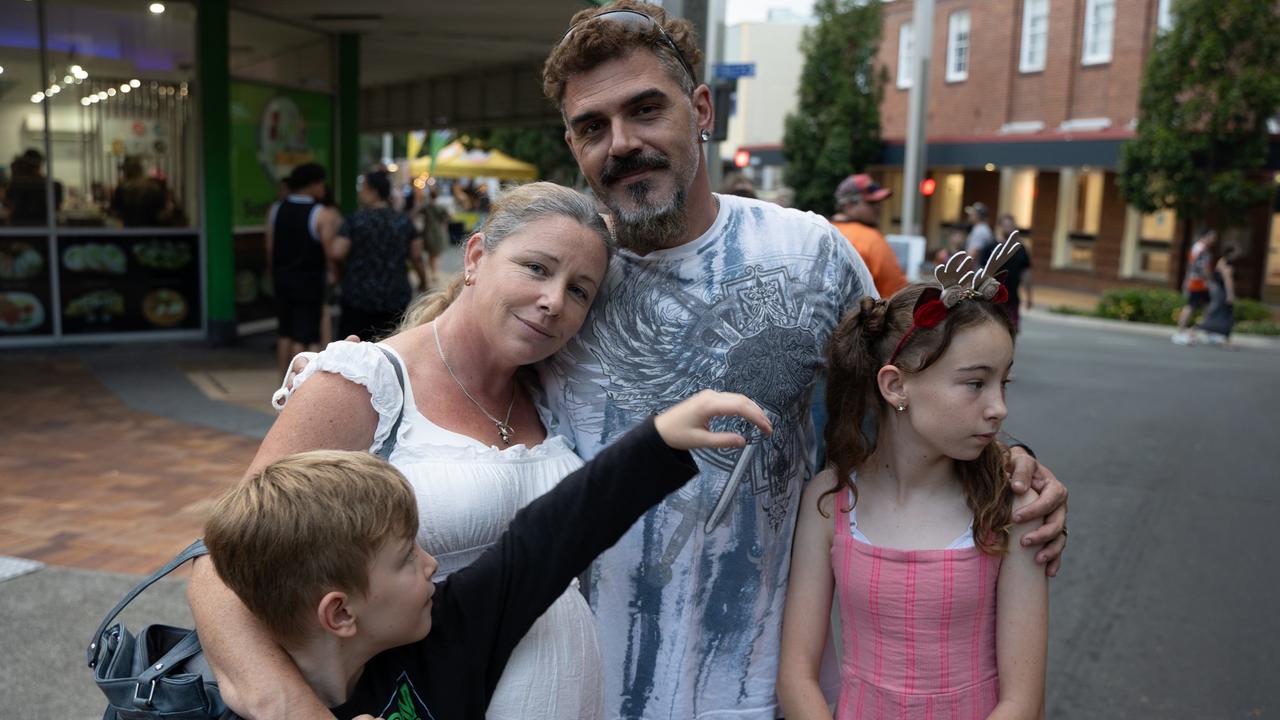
[{"x1": 896, "y1": 403, "x2": 906, "y2": 412}]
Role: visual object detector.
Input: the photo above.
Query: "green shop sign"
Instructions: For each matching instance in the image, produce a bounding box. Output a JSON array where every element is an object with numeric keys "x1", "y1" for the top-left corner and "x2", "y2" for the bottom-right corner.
[{"x1": 229, "y1": 80, "x2": 333, "y2": 227}]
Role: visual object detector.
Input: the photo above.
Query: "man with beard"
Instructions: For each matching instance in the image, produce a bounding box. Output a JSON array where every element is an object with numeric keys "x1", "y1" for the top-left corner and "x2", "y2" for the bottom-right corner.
[{"x1": 539, "y1": 3, "x2": 1069, "y2": 718}]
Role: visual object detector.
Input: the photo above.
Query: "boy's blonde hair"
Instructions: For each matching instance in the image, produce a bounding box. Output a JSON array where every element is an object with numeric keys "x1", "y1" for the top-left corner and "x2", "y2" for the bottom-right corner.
[{"x1": 204, "y1": 450, "x2": 418, "y2": 644}]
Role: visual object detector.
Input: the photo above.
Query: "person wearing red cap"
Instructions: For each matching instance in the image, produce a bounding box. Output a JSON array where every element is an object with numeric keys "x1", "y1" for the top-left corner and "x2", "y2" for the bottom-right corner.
[{"x1": 831, "y1": 173, "x2": 908, "y2": 297}]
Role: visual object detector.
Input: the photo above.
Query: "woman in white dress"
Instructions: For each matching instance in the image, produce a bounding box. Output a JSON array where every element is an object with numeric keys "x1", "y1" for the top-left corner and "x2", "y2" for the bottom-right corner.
[{"x1": 187, "y1": 182, "x2": 613, "y2": 720}]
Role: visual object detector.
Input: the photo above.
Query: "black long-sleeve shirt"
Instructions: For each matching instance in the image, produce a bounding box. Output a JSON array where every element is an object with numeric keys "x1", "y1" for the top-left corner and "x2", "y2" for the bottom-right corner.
[{"x1": 329, "y1": 417, "x2": 697, "y2": 719}]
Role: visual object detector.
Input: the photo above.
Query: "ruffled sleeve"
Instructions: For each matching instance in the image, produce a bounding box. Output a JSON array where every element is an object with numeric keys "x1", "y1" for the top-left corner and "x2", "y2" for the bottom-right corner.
[{"x1": 271, "y1": 341, "x2": 406, "y2": 453}]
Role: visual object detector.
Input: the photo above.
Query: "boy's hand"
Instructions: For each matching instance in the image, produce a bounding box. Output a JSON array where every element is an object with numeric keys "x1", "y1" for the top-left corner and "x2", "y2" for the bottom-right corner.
[
  {"x1": 283, "y1": 335, "x2": 361, "y2": 392},
  {"x1": 1005, "y1": 447, "x2": 1068, "y2": 576},
  {"x1": 654, "y1": 390, "x2": 772, "y2": 450}
]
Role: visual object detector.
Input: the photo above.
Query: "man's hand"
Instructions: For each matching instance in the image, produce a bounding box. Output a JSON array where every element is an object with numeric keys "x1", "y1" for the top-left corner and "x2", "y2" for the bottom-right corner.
[
  {"x1": 654, "y1": 390, "x2": 772, "y2": 450},
  {"x1": 1005, "y1": 446, "x2": 1068, "y2": 577}
]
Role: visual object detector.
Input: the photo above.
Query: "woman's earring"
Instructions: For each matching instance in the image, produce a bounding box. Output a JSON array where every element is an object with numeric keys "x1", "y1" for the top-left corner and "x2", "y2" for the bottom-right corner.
[
  {"x1": 699, "y1": 129, "x2": 712, "y2": 143},
  {"x1": 463, "y1": 272, "x2": 473, "y2": 286},
  {"x1": 896, "y1": 403, "x2": 906, "y2": 412}
]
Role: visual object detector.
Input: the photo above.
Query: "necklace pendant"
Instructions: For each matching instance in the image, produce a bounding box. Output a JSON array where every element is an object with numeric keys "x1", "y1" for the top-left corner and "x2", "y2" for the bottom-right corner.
[{"x1": 496, "y1": 421, "x2": 515, "y2": 446}]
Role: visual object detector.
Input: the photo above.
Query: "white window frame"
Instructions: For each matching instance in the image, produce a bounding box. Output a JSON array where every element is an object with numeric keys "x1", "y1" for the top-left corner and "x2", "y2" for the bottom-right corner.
[
  {"x1": 1082, "y1": 0, "x2": 1115, "y2": 65},
  {"x1": 897, "y1": 22, "x2": 914, "y2": 89},
  {"x1": 1157, "y1": 0, "x2": 1174, "y2": 33},
  {"x1": 1019, "y1": 0, "x2": 1049, "y2": 73},
  {"x1": 946, "y1": 10, "x2": 971, "y2": 83}
]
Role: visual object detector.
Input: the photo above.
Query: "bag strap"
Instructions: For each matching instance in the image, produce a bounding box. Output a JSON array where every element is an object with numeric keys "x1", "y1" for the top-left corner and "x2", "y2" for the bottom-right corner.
[
  {"x1": 373, "y1": 344, "x2": 407, "y2": 461},
  {"x1": 87, "y1": 539, "x2": 208, "y2": 668}
]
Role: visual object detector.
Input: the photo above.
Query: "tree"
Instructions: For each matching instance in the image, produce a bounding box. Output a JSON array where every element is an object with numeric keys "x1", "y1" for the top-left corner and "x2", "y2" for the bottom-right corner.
[
  {"x1": 472, "y1": 125, "x2": 581, "y2": 186},
  {"x1": 783, "y1": 0, "x2": 887, "y2": 214},
  {"x1": 1118, "y1": 0, "x2": 1280, "y2": 231}
]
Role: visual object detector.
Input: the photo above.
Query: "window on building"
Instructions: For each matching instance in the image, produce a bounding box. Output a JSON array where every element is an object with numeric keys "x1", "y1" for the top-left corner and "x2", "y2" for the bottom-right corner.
[
  {"x1": 897, "y1": 22, "x2": 914, "y2": 89},
  {"x1": 1136, "y1": 208, "x2": 1176, "y2": 278},
  {"x1": 1066, "y1": 170, "x2": 1105, "y2": 269},
  {"x1": 43, "y1": 0, "x2": 198, "y2": 228},
  {"x1": 1008, "y1": 169, "x2": 1037, "y2": 229},
  {"x1": 1157, "y1": 0, "x2": 1175, "y2": 33},
  {"x1": 1082, "y1": 0, "x2": 1115, "y2": 65},
  {"x1": 946, "y1": 11, "x2": 971, "y2": 82},
  {"x1": 1019, "y1": 0, "x2": 1049, "y2": 73}
]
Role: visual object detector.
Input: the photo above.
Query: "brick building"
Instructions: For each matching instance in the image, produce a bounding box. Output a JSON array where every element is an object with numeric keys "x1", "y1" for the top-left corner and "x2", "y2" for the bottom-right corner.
[{"x1": 869, "y1": 0, "x2": 1280, "y2": 302}]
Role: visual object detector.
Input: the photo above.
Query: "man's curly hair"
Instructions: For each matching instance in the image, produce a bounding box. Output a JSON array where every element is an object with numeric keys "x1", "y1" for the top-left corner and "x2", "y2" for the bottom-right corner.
[{"x1": 542, "y1": 0, "x2": 704, "y2": 109}]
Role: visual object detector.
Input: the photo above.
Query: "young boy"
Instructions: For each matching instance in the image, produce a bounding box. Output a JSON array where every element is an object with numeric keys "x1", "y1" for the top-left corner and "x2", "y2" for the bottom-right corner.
[{"x1": 202, "y1": 390, "x2": 768, "y2": 719}]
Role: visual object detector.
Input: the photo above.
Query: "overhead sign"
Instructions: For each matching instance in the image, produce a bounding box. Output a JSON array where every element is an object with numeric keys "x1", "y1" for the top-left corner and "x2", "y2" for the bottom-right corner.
[{"x1": 714, "y1": 63, "x2": 756, "y2": 80}]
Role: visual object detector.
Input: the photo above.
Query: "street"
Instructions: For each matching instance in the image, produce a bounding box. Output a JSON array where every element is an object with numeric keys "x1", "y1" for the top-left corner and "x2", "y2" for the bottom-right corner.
[
  {"x1": 1010, "y1": 316, "x2": 1279, "y2": 719},
  {"x1": 1, "y1": 310, "x2": 1277, "y2": 717}
]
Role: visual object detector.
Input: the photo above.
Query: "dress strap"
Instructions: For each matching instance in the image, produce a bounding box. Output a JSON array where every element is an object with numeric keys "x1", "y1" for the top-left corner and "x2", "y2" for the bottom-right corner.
[{"x1": 833, "y1": 487, "x2": 854, "y2": 537}]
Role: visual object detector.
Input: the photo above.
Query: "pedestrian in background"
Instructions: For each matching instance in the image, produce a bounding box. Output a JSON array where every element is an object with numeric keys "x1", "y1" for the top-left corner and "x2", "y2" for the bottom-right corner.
[
  {"x1": 995, "y1": 213, "x2": 1033, "y2": 333},
  {"x1": 331, "y1": 170, "x2": 425, "y2": 341},
  {"x1": 418, "y1": 185, "x2": 451, "y2": 288},
  {"x1": 964, "y1": 201, "x2": 994, "y2": 258},
  {"x1": 1197, "y1": 241, "x2": 1240, "y2": 349},
  {"x1": 1173, "y1": 228, "x2": 1217, "y2": 346},
  {"x1": 267, "y1": 163, "x2": 340, "y2": 374},
  {"x1": 831, "y1": 173, "x2": 907, "y2": 296}
]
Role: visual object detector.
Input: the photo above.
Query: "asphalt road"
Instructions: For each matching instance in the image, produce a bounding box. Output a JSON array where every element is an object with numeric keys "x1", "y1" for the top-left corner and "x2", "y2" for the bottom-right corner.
[{"x1": 1008, "y1": 315, "x2": 1280, "y2": 719}]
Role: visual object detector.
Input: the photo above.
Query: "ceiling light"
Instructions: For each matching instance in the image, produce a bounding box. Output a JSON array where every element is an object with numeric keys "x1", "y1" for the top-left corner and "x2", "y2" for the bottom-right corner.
[
  {"x1": 64, "y1": 75, "x2": 74, "y2": 83},
  {"x1": 149, "y1": 2, "x2": 165, "y2": 14},
  {"x1": 120, "y1": 84, "x2": 131, "y2": 92},
  {"x1": 70, "y1": 64, "x2": 83, "y2": 74},
  {"x1": 31, "y1": 92, "x2": 44, "y2": 103},
  {"x1": 0, "y1": 66, "x2": 6, "y2": 75},
  {"x1": 90, "y1": 95, "x2": 100, "y2": 103},
  {"x1": 81, "y1": 97, "x2": 92, "y2": 106},
  {"x1": 97, "y1": 91, "x2": 108, "y2": 100},
  {"x1": 48, "y1": 84, "x2": 60, "y2": 94},
  {"x1": 130, "y1": 79, "x2": 140, "y2": 88}
]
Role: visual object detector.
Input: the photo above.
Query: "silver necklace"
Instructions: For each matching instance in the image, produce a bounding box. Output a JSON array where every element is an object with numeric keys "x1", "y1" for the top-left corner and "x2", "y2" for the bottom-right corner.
[{"x1": 432, "y1": 323, "x2": 516, "y2": 445}]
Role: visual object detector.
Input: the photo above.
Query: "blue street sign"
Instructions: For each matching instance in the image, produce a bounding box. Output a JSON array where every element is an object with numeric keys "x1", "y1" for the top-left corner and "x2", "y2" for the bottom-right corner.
[{"x1": 714, "y1": 63, "x2": 756, "y2": 80}]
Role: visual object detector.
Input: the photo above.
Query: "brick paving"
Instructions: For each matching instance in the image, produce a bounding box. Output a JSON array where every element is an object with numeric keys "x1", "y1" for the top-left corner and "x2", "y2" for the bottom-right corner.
[{"x1": 0, "y1": 355, "x2": 260, "y2": 574}]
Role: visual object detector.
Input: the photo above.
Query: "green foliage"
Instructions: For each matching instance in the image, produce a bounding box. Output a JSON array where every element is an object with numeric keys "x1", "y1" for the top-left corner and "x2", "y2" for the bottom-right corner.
[
  {"x1": 782, "y1": 0, "x2": 887, "y2": 213},
  {"x1": 1233, "y1": 298, "x2": 1275, "y2": 322},
  {"x1": 1118, "y1": 0, "x2": 1280, "y2": 226},
  {"x1": 1236, "y1": 320, "x2": 1280, "y2": 335},
  {"x1": 471, "y1": 125, "x2": 580, "y2": 185},
  {"x1": 1095, "y1": 288, "x2": 1187, "y2": 325}
]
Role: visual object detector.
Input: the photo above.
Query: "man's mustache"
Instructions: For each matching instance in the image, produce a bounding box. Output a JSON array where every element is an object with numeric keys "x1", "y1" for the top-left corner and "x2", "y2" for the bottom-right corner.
[{"x1": 601, "y1": 152, "x2": 671, "y2": 186}]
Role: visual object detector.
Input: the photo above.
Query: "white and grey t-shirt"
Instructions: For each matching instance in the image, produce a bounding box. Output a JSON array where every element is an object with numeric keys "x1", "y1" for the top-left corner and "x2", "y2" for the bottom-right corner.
[{"x1": 539, "y1": 194, "x2": 875, "y2": 719}]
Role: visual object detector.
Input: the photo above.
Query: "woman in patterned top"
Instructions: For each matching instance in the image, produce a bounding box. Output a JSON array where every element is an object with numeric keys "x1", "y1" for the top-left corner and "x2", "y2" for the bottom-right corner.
[{"x1": 331, "y1": 171, "x2": 427, "y2": 340}]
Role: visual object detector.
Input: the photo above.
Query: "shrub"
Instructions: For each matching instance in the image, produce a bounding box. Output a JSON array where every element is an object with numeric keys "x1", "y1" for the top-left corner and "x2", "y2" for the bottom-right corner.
[
  {"x1": 1234, "y1": 298, "x2": 1274, "y2": 322},
  {"x1": 1236, "y1": 320, "x2": 1280, "y2": 336},
  {"x1": 1095, "y1": 288, "x2": 1184, "y2": 325}
]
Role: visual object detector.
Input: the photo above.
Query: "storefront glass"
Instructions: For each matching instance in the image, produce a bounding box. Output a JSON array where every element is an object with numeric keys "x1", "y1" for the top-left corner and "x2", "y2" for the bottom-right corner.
[{"x1": 0, "y1": 0, "x2": 202, "y2": 343}]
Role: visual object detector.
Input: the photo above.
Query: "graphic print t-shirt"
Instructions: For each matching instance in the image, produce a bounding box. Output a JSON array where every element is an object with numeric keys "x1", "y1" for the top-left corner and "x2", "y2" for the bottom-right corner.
[{"x1": 539, "y1": 194, "x2": 875, "y2": 719}]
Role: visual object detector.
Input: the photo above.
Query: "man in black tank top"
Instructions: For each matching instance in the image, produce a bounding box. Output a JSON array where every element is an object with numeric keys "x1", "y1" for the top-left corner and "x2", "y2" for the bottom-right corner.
[{"x1": 267, "y1": 163, "x2": 339, "y2": 373}]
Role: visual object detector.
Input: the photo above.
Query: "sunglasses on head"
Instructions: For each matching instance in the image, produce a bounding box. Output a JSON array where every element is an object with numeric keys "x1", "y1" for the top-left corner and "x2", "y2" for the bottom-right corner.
[{"x1": 560, "y1": 8, "x2": 698, "y2": 86}]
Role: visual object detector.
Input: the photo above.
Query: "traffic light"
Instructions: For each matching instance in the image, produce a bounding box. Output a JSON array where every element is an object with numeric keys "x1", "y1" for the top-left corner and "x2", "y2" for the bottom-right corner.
[
  {"x1": 733, "y1": 150, "x2": 750, "y2": 168},
  {"x1": 920, "y1": 178, "x2": 937, "y2": 196}
]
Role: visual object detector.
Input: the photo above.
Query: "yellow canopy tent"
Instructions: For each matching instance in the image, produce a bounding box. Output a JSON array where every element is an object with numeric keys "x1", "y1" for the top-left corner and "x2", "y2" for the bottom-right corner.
[{"x1": 409, "y1": 141, "x2": 538, "y2": 181}]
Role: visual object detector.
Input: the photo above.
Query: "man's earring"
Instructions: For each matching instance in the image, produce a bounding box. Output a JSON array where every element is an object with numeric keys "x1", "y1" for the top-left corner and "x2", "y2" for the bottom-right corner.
[{"x1": 699, "y1": 129, "x2": 711, "y2": 143}]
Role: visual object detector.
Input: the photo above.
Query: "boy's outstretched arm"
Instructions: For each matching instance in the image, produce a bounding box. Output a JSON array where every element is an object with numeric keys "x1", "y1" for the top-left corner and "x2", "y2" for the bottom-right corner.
[{"x1": 433, "y1": 391, "x2": 769, "y2": 697}]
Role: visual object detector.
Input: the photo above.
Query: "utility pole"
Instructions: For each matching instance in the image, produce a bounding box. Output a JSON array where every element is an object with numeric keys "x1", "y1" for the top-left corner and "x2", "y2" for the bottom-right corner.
[{"x1": 901, "y1": 0, "x2": 933, "y2": 237}]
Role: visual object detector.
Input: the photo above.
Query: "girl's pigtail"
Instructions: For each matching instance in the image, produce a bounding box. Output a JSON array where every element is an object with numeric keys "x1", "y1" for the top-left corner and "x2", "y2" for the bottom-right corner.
[{"x1": 821, "y1": 296, "x2": 891, "y2": 516}]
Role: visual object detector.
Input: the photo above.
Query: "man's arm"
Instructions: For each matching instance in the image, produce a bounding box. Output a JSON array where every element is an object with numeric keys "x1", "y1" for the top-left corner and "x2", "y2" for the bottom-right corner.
[
  {"x1": 1005, "y1": 447, "x2": 1068, "y2": 577},
  {"x1": 407, "y1": 236, "x2": 428, "y2": 292}
]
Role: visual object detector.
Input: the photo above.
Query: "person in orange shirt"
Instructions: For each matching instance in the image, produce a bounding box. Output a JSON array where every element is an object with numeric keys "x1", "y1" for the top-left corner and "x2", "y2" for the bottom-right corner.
[{"x1": 831, "y1": 173, "x2": 908, "y2": 296}]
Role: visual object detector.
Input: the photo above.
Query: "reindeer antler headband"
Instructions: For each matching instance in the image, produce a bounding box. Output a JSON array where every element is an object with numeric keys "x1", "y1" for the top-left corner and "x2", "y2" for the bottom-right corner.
[{"x1": 886, "y1": 234, "x2": 1024, "y2": 365}]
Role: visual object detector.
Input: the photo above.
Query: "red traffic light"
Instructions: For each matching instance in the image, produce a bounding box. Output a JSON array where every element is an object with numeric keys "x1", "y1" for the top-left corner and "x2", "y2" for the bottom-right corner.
[
  {"x1": 919, "y1": 178, "x2": 937, "y2": 196},
  {"x1": 733, "y1": 150, "x2": 750, "y2": 168}
]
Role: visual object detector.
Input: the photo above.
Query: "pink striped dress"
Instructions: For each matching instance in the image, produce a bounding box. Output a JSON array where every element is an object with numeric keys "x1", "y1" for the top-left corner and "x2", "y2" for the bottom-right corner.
[{"x1": 831, "y1": 491, "x2": 1001, "y2": 720}]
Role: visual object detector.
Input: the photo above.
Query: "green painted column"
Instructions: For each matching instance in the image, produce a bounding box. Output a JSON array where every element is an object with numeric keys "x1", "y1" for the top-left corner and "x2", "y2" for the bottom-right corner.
[
  {"x1": 337, "y1": 33, "x2": 360, "y2": 216},
  {"x1": 199, "y1": 0, "x2": 236, "y2": 343}
]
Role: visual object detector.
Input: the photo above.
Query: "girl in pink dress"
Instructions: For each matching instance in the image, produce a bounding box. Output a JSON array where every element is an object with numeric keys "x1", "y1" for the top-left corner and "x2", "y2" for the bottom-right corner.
[{"x1": 779, "y1": 243, "x2": 1048, "y2": 720}]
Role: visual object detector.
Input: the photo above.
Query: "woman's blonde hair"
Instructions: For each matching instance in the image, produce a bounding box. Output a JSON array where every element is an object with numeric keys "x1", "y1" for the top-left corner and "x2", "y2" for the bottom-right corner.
[{"x1": 395, "y1": 182, "x2": 612, "y2": 334}]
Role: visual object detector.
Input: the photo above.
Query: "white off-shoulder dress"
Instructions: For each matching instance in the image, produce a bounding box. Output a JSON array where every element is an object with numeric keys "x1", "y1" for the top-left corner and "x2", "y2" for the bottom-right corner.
[{"x1": 286, "y1": 340, "x2": 603, "y2": 720}]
